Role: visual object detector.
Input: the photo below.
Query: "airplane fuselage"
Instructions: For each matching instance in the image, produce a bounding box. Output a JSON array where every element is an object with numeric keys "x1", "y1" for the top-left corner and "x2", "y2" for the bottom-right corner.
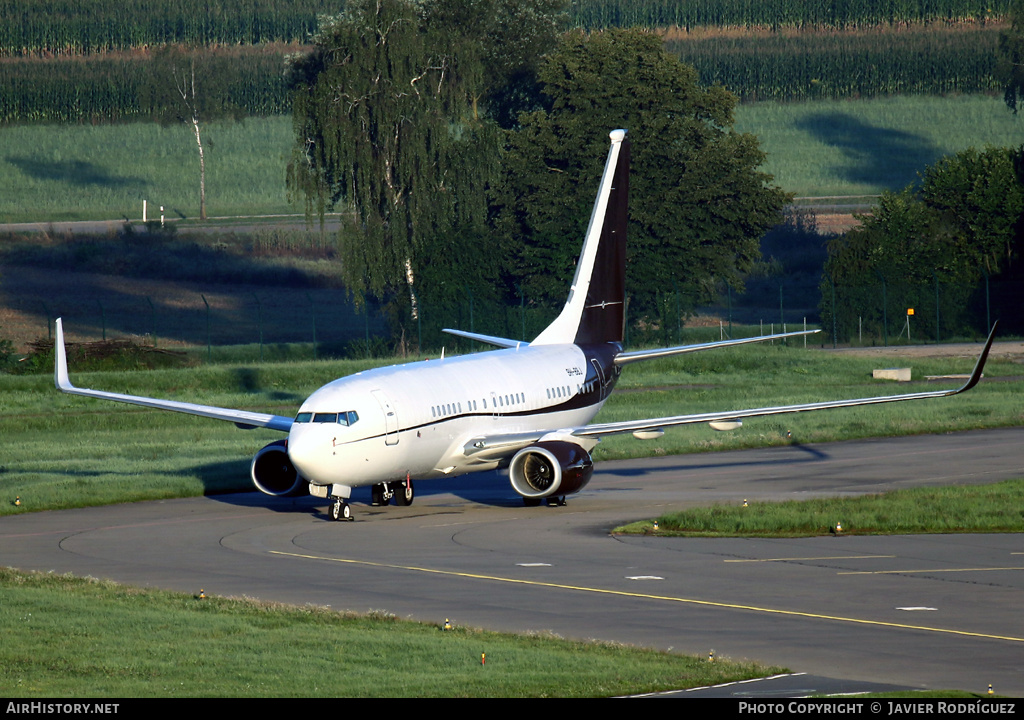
[{"x1": 286, "y1": 342, "x2": 621, "y2": 489}]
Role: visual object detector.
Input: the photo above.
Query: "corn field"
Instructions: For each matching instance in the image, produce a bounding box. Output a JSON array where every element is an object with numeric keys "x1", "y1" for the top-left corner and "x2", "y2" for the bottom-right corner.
[
  {"x1": 0, "y1": 0, "x2": 322, "y2": 56},
  {"x1": 666, "y1": 22, "x2": 1003, "y2": 101},
  {"x1": 570, "y1": 0, "x2": 1013, "y2": 30},
  {"x1": 0, "y1": 46, "x2": 294, "y2": 124},
  {"x1": 0, "y1": 1, "x2": 1015, "y2": 123}
]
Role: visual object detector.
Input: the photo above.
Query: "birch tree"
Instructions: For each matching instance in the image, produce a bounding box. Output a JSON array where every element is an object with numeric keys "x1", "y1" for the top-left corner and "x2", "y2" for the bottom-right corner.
[
  {"x1": 286, "y1": 0, "x2": 502, "y2": 315},
  {"x1": 141, "y1": 45, "x2": 244, "y2": 221}
]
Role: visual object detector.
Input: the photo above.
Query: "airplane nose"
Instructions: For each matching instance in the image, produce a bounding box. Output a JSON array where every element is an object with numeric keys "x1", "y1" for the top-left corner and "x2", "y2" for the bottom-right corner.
[{"x1": 286, "y1": 425, "x2": 322, "y2": 480}]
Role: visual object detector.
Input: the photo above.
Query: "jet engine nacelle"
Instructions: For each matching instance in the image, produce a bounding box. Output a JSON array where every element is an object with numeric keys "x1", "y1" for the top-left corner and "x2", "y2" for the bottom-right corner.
[
  {"x1": 508, "y1": 441, "x2": 594, "y2": 499},
  {"x1": 250, "y1": 440, "x2": 305, "y2": 497}
]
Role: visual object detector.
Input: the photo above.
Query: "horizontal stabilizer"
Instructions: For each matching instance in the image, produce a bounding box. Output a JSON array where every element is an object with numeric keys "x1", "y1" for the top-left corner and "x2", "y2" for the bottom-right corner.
[
  {"x1": 442, "y1": 329, "x2": 523, "y2": 349},
  {"x1": 615, "y1": 329, "x2": 820, "y2": 366}
]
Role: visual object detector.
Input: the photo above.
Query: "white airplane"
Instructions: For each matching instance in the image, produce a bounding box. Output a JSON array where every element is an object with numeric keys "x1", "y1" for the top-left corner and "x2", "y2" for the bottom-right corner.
[{"x1": 55, "y1": 129, "x2": 996, "y2": 521}]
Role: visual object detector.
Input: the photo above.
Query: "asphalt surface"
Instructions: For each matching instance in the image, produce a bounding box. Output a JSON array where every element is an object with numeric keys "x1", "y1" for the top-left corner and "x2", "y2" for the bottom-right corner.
[{"x1": 2, "y1": 427, "x2": 1023, "y2": 697}]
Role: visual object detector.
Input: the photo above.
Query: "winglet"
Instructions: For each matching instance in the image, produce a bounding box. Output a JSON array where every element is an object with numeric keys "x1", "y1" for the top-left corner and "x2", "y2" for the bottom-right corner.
[
  {"x1": 956, "y1": 321, "x2": 998, "y2": 394},
  {"x1": 52, "y1": 317, "x2": 293, "y2": 432},
  {"x1": 54, "y1": 317, "x2": 74, "y2": 391}
]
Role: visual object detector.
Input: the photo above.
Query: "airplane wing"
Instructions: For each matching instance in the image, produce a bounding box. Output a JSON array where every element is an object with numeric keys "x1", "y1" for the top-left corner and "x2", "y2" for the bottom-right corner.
[
  {"x1": 575, "y1": 323, "x2": 997, "y2": 439},
  {"x1": 458, "y1": 323, "x2": 996, "y2": 457},
  {"x1": 54, "y1": 318, "x2": 294, "y2": 432}
]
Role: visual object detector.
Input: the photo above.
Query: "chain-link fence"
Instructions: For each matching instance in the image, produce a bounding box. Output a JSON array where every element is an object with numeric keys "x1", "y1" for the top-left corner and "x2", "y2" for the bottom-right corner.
[
  {"x1": 6, "y1": 268, "x2": 1017, "y2": 363},
  {"x1": 817, "y1": 276, "x2": 1020, "y2": 346}
]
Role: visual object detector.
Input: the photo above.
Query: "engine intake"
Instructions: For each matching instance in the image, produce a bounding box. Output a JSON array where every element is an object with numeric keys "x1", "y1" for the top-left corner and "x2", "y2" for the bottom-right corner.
[
  {"x1": 508, "y1": 441, "x2": 594, "y2": 499},
  {"x1": 250, "y1": 440, "x2": 306, "y2": 497}
]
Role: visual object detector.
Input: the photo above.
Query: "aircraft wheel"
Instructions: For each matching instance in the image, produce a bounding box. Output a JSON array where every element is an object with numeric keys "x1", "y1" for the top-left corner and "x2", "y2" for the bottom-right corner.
[
  {"x1": 395, "y1": 480, "x2": 415, "y2": 507},
  {"x1": 546, "y1": 496, "x2": 567, "y2": 507},
  {"x1": 330, "y1": 498, "x2": 352, "y2": 521},
  {"x1": 371, "y1": 484, "x2": 385, "y2": 506},
  {"x1": 522, "y1": 497, "x2": 542, "y2": 507}
]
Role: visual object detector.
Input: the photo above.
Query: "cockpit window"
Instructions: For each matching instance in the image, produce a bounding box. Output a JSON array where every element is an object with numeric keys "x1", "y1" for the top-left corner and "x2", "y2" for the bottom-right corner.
[{"x1": 298, "y1": 411, "x2": 360, "y2": 426}]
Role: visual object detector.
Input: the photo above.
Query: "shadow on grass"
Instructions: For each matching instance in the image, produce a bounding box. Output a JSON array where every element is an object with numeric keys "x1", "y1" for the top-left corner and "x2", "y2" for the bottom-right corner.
[
  {"x1": 6, "y1": 156, "x2": 149, "y2": 191},
  {"x1": 794, "y1": 112, "x2": 939, "y2": 190}
]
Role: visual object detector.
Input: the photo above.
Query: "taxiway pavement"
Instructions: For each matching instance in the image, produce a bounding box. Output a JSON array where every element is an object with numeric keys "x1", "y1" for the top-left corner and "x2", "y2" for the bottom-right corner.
[{"x1": 2, "y1": 427, "x2": 1022, "y2": 695}]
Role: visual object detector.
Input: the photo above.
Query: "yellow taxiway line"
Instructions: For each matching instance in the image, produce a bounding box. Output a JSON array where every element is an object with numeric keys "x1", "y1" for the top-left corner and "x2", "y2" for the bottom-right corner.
[{"x1": 269, "y1": 550, "x2": 1024, "y2": 644}]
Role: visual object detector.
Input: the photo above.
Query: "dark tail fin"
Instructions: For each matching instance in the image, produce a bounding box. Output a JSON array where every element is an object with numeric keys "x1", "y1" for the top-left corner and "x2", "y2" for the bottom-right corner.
[{"x1": 531, "y1": 129, "x2": 629, "y2": 346}]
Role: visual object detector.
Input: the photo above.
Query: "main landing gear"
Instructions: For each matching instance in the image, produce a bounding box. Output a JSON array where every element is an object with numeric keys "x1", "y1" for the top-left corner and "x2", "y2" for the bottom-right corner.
[
  {"x1": 371, "y1": 479, "x2": 415, "y2": 507},
  {"x1": 331, "y1": 478, "x2": 416, "y2": 521}
]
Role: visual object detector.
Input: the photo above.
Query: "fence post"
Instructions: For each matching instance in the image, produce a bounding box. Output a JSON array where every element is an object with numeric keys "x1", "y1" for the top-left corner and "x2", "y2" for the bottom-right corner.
[
  {"x1": 146, "y1": 296, "x2": 157, "y2": 347},
  {"x1": 726, "y1": 283, "x2": 733, "y2": 339},
  {"x1": 42, "y1": 303, "x2": 52, "y2": 340},
  {"x1": 828, "y1": 275, "x2": 836, "y2": 348},
  {"x1": 982, "y1": 267, "x2": 991, "y2": 333},
  {"x1": 306, "y1": 292, "x2": 317, "y2": 360},
  {"x1": 201, "y1": 294, "x2": 211, "y2": 362},
  {"x1": 514, "y1": 284, "x2": 525, "y2": 341},
  {"x1": 875, "y1": 271, "x2": 888, "y2": 347},
  {"x1": 467, "y1": 286, "x2": 475, "y2": 352},
  {"x1": 252, "y1": 293, "x2": 263, "y2": 363},
  {"x1": 363, "y1": 292, "x2": 370, "y2": 352},
  {"x1": 97, "y1": 300, "x2": 106, "y2": 341},
  {"x1": 779, "y1": 282, "x2": 785, "y2": 340}
]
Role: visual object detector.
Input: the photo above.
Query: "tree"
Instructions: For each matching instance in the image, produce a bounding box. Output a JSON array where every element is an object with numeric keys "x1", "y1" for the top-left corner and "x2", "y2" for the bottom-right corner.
[
  {"x1": 919, "y1": 146, "x2": 1024, "y2": 277},
  {"x1": 140, "y1": 45, "x2": 245, "y2": 221},
  {"x1": 493, "y1": 28, "x2": 789, "y2": 321},
  {"x1": 286, "y1": 0, "x2": 505, "y2": 322},
  {"x1": 820, "y1": 147, "x2": 1024, "y2": 340},
  {"x1": 423, "y1": 0, "x2": 568, "y2": 127}
]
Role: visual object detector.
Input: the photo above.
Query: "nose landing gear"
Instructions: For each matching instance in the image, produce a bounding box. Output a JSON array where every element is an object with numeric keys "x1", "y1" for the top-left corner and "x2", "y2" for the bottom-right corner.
[{"x1": 329, "y1": 497, "x2": 353, "y2": 521}]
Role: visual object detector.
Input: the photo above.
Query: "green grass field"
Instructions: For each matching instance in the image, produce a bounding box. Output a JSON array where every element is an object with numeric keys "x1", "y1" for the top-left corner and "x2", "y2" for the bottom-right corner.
[
  {"x1": 0, "y1": 567, "x2": 781, "y2": 697},
  {"x1": 616, "y1": 479, "x2": 1024, "y2": 537},
  {"x1": 2, "y1": 95, "x2": 1023, "y2": 223},
  {"x1": 733, "y1": 94, "x2": 1024, "y2": 198},
  {"x1": 0, "y1": 118, "x2": 295, "y2": 223}
]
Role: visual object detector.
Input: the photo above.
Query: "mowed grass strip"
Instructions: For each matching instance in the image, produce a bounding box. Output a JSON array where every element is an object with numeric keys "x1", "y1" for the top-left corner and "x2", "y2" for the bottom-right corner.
[
  {"x1": 0, "y1": 567, "x2": 781, "y2": 698},
  {"x1": 616, "y1": 479, "x2": 1024, "y2": 537}
]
